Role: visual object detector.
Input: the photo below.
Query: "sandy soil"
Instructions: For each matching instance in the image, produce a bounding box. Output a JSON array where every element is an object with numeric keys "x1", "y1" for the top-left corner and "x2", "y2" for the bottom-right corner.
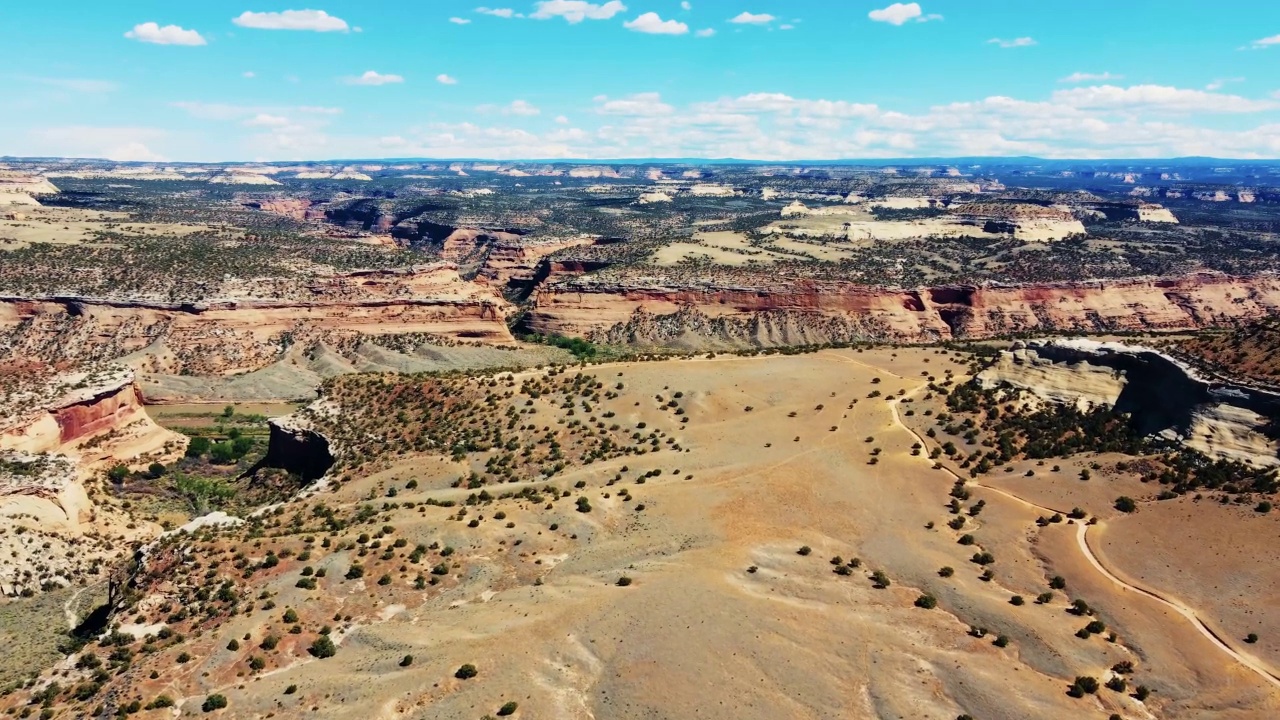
[
  {"x1": 0, "y1": 206, "x2": 215, "y2": 250},
  {"x1": 46, "y1": 348, "x2": 1276, "y2": 719}
]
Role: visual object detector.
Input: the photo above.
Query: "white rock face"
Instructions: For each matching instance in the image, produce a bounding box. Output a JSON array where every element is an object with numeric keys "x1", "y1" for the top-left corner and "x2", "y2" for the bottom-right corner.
[
  {"x1": 1137, "y1": 204, "x2": 1178, "y2": 223},
  {"x1": 780, "y1": 200, "x2": 810, "y2": 217},
  {"x1": 688, "y1": 183, "x2": 736, "y2": 197},
  {"x1": 209, "y1": 172, "x2": 281, "y2": 185},
  {"x1": 868, "y1": 196, "x2": 935, "y2": 210},
  {"x1": 636, "y1": 191, "x2": 672, "y2": 204},
  {"x1": 0, "y1": 173, "x2": 59, "y2": 195},
  {"x1": 978, "y1": 339, "x2": 1280, "y2": 466},
  {"x1": 1012, "y1": 218, "x2": 1086, "y2": 242},
  {"x1": 331, "y1": 170, "x2": 372, "y2": 181}
]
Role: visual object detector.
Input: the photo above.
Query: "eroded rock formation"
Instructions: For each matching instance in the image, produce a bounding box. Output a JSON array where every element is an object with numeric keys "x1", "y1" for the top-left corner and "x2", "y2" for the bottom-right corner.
[
  {"x1": 526, "y1": 272, "x2": 1280, "y2": 346},
  {"x1": 977, "y1": 339, "x2": 1280, "y2": 465},
  {"x1": 0, "y1": 264, "x2": 514, "y2": 376}
]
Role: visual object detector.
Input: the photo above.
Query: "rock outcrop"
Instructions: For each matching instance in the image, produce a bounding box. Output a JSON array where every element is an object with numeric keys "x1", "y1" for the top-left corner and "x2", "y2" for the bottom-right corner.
[
  {"x1": 0, "y1": 367, "x2": 185, "y2": 594},
  {"x1": 526, "y1": 272, "x2": 1280, "y2": 346},
  {"x1": 254, "y1": 416, "x2": 334, "y2": 482},
  {"x1": 0, "y1": 264, "x2": 515, "y2": 376},
  {"x1": 977, "y1": 339, "x2": 1280, "y2": 465}
]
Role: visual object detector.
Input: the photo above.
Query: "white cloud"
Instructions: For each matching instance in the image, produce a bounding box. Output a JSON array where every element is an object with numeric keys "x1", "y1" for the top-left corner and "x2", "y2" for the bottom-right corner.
[
  {"x1": 22, "y1": 77, "x2": 117, "y2": 93},
  {"x1": 244, "y1": 113, "x2": 290, "y2": 127},
  {"x1": 1060, "y1": 71, "x2": 1120, "y2": 83},
  {"x1": 124, "y1": 22, "x2": 206, "y2": 46},
  {"x1": 345, "y1": 70, "x2": 404, "y2": 86},
  {"x1": 436, "y1": 73, "x2": 459, "y2": 85},
  {"x1": 231, "y1": 10, "x2": 349, "y2": 32},
  {"x1": 171, "y1": 101, "x2": 256, "y2": 120},
  {"x1": 531, "y1": 1, "x2": 626, "y2": 23},
  {"x1": 1052, "y1": 84, "x2": 1275, "y2": 113},
  {"x1": 868, "y1": 3, "x2": 918, "y2": 25},
  {"x1": 698, "y1": 92, "x2": 879, "y2": 118},
  {"x1": 505, "y1": 100, "x2": 541, "y2": 116},
  {"x1": 449, "y1": 17, "x2": 471, "y2": 24},
  {"x1": 779, "y1": 24, "x2": 794, "y2": 30},
  {"x1": 988, "y1": 37, "x2": 1036, "y2": 48},
  {"x1": 695, "y1": 28, "x2": 715, "y2": 37},
  {"x1": 595, "y1": 92, "x2": 673, "y2": 116},
  {"x1": 242, "y1": 71, "x2": 256, "y2": 78},
  {"x1": 27, "y1": 126, "x2": 170, "y2": 161},
  {"x1": 624, "y1": 12, "x2": 688, "y2": 34},
  {"x1": 681, "y1": 1, "x2": 691, "y2": 9},
  {"x1": 476, "y1": 7, "x2": 517, "y2": 18},
  {"x1": 1251, "y1": 34, "x2": 1280, "y2": 49},
  {"x1": 298, "y1": 106, "x2": 342, "y2": 114},
  {"x1": 479, "y1": 100, "x2": 541, "y2": 115},
  {"x1": 729, "y1": 11, "x2": 775, "y2": 24},
  {"x1": 555, "y1": 115, "x2": 570, "y2": 124},
  {"x1": 1205, "y1": 77, "x2": 1244, "y2": 91}
]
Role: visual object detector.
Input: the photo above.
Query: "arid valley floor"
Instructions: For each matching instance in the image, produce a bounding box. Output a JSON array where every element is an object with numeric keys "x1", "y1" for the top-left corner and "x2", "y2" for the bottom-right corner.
[{"x1": 1, "y1": 159, "x2": 1279, "y2": 719}]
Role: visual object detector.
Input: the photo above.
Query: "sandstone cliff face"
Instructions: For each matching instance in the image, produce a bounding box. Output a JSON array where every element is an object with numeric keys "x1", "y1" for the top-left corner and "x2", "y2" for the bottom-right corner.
[
  {"x1": 977, "y1": 339, "x2": 1280, "y2": 465},
  {"x1": 0, "y1": 264, "x2": 515, "y2": 376},
  {"x1": 254, "y1": 416, "x2": 334, "y2": 482},
  {"x1": 525, "y1": 272, "x2": 1280, "y2": 347},
  {"x1": 0, "y1": 367, "x2": 185, "y2": 594},
  {"x1": 0, "y1": 367, "x2": 170, "y2": 455},
  {"x1": 475, "y1": 237, "x2": 597, "y2": 291}
]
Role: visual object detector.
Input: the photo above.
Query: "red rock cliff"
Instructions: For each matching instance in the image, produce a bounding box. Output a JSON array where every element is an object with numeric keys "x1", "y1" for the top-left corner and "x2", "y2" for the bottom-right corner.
[{"x1": 525, "y1": 272, "x2": 1280, "y2": 346}]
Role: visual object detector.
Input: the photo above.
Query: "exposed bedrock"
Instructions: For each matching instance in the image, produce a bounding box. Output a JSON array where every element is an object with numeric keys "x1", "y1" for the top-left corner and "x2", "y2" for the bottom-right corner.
[
  {"x1": 525, "y1": 272, "x2": 1280, "y2": 346},
  {"x1": 253, "y1": 417, "x2": 334, "y2": 482},
  {"x1": 978, "y1": 338, "x2": 1280, "y2": 465}
]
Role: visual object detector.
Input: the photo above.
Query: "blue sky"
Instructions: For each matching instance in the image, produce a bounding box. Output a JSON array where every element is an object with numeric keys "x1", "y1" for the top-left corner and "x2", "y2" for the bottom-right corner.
[{"x1": 2, "y1": 1, "x2": 1279, "y2": 161}]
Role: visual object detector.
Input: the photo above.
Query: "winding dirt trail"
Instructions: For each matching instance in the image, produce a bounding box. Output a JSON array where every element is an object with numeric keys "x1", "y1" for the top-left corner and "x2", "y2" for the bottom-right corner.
[{"x1": 884, "y1": 388, "x2": 1280, "y2": 691}]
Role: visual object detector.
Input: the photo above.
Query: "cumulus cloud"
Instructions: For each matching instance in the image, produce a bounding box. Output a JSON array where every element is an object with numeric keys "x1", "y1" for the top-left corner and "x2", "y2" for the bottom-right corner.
[
  {"x1": 555, "y1": 115, "x2": 571, "y2": 124},
  {"x1": 698, "y1": 92, "x2": 879, "y2": 118},
  {"x1": 437, "y1": 73, "x2": 459, "y2": 85},
  {"x1": 1251, "y1": 34, "x2": 1280, "y2": 49},
  {"x1": 232, "y1": 10, "x2": 350, "y2": 32},
  {"x1": 988, "y1": 37, "x2": 1036, "y2": 48},
  {"x1": 729, "y1": 11, "x2": 775, "y2": 24},
  {"x1": 480, "y1": 100, "x2": 541, "y2": 115},
  {"x1": 531, "y1": 1, "x2": 626, "y2": 23},
  {"x1": 696, "y1": 28, "x2": 715, "y2": 37},
  {"x1": 27, "y1": 126, "x2": 170, "y2": 161},
  {"x1": 505, "y1": 100, "x2": 541, "y2": 116},
  {"x1": 345, "y1": 70, "x2": 404, "y2": 86},
  {"x1": 1205, "y1": 77, "x2": 1244, "y2": 91},
  {"x1": 624, "y1": 12, "x2": 688, "y2": 34},
  {"x1": 1060, "y1": 71, "x2": 1120, "y2": 83},
  {"x1": 595, "y1": 92, "x2": 674, "y2": 116},
  {"x1": 681, "y1": 1, "x2": 691, "y2": 8},
  {"x1": 1052, "y1": 84, "x2": 1275, "y2": 113},
  {"x1": 476, "y1": 7, "x2": 517, "y2": 18},
  {"x1": 449, "y1": 17, "x2": 471, "y2": 24},
  {"x1": 244, "y1": 113, "x2": 290, "y2": 127},
  {"x1": 124, "y1": 22, "x2": 206, "y2": 46},
  {"x1": 868, "y1": 3, "x2": 921, "y2": 25}
]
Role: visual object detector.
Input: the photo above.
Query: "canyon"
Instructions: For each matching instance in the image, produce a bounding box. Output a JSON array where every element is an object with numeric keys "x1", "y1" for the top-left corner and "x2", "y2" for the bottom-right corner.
[
  {"x1": 978, "y1": 338, "x2": 1280, "y2": 465},
  {"x1": 0, "y1": 263, "x2": 514, "y2": 377},
  {"x1": 525, "y1": 271, "x2": 1280, "y2": 347},
  {"x1": 0, "y1": 366, "x2": 184, "y2": 595}
]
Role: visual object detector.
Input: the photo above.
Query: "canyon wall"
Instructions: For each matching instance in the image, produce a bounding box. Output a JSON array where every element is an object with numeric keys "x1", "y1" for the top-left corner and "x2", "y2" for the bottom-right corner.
[
  {"x1": 977, "y1": 339, "x2": 1280, "y2": 465},
  {"x1": 525, "y1": 272, "x2": 1280, "y2": 346},
  {"x1": 0, "y1": 264, "x2": 514, "y2": 376},
  {"x1": 254, "y1": 416, "x2": 334, "y2": 482}
]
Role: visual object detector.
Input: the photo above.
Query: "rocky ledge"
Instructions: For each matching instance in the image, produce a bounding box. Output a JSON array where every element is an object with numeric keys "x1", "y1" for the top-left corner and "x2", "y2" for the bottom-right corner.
[{"x1": 978, "y1": 338, "x2": 1280, "y2": 466}]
